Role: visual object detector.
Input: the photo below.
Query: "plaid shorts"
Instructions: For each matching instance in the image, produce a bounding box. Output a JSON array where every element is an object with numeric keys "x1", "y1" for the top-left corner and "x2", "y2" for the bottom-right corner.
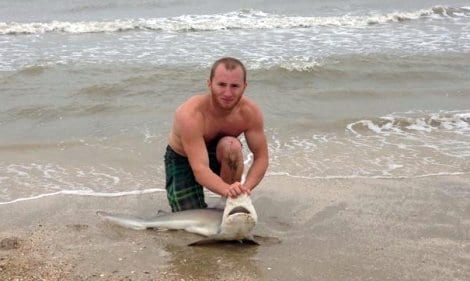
[{"x1": 164, "y1": 142, "x2": 221, "y2": 212}]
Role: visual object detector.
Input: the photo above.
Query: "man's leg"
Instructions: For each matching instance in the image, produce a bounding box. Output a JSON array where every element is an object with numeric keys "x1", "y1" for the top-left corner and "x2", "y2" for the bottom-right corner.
[
  {"x1": 164, "y1": 145, "x2": 207, "y2": 212},
  {"x1": 215, "y1": 136, "x2": 244, "y2": 184}
]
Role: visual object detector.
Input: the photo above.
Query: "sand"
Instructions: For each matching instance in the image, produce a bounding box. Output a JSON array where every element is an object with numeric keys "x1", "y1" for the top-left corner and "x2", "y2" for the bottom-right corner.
[{"x1": 1, "y1": 174, "x2": 469, "y2": 281}]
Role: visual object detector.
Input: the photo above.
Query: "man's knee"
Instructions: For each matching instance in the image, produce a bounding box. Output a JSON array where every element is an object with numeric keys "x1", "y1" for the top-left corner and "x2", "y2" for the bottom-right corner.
[{"x1": 216, "y1": 136, "x2": 242, "y2": 162}]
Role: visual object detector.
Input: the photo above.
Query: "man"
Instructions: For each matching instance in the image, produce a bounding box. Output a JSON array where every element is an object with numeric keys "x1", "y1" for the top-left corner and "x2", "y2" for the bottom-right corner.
[{"x1": 165, "y1": 57, "x2": 269, "y2": 212}]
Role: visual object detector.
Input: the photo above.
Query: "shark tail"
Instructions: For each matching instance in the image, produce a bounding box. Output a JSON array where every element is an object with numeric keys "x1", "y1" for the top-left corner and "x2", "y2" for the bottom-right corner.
[{"x1": 96, "y1": 211, "x2": 149, "y2": 230}]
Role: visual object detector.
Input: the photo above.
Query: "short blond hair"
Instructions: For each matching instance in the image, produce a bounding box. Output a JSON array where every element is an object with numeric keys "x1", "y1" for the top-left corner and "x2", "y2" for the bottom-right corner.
[{"x1": 210, "y1": 57, "x2": 246, "y2": 82}]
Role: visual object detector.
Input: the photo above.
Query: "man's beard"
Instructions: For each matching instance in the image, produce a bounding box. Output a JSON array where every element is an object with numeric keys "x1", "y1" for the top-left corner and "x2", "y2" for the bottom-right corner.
[{"x1": 210, "y1": 88, "x2": 243, "y2": 111}]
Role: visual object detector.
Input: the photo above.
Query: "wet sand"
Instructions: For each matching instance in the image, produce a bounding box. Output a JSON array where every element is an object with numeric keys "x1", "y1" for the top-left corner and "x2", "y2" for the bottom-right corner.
[{"x1": 1, "y1": 174, "x2": 469, "y2": 280}]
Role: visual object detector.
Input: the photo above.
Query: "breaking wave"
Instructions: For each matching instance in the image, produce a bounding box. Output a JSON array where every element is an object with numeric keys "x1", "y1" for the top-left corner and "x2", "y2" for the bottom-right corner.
[
  {"x1": 347, "y1": 110, "x2": 470, "y2": 137},
  {"x1": 265, "y1": 110, "x2": 470, "y2": 179},
  {"x1": 1, "y1": 6, "x2": 469, "y2": 35}
]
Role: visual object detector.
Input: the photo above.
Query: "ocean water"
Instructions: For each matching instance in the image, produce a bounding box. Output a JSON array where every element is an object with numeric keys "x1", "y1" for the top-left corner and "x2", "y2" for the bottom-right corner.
[{"x1": 1, "y1": 0, "x2": 469, "y2": 204}]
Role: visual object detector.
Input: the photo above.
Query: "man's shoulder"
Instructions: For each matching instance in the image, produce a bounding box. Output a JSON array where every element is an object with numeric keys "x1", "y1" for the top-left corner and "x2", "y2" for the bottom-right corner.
[
  {"x1": 176, "y1": 94, "x2": 206, "y2": 114},
  {"x1": 240, "y1": 96, "x2": 262, "y2": 116},
  {"x1": 183, "y1": 93, "x2": 206, "y2": 106}
]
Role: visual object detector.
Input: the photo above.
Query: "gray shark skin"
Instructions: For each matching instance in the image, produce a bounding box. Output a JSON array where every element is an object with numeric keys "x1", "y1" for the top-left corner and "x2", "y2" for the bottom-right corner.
[{"x1": 97, "y1": 194, "x2": 259, "y2": 246}]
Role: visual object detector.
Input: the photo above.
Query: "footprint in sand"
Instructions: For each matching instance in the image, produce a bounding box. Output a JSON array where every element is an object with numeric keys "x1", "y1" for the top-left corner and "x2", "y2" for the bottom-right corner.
[{"x1": 0, "y1": 237, "x2": 21, "y2": 250}]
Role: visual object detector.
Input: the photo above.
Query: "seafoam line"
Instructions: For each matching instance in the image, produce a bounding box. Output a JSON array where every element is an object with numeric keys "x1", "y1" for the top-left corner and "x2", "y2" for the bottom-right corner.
[
  {"x1": 1, "y1": 6, "x2": 468, "y2": 35},
  {"x1": 266, "y1": 171, "x2": 468, "y2": 180},
  {"x1": 0, "y1": 188, "x2": 165, "y2": 205}
]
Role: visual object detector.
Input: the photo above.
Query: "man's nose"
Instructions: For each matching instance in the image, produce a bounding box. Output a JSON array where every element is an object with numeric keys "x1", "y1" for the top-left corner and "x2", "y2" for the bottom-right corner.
[{"x1": 222, "y1": 86, "x2": 233, "y2": 95}]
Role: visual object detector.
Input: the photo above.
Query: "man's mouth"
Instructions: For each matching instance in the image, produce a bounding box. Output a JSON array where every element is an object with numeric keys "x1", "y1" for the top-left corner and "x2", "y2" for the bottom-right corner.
[{"x1": 221, "y1": 97, "x2": 233, "y2": 103}]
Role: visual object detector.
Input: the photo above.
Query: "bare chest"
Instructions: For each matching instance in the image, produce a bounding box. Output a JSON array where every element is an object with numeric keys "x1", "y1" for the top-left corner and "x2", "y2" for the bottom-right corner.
[{"x1": 203, "y1": 115, "x2": 247, "y2": 141}]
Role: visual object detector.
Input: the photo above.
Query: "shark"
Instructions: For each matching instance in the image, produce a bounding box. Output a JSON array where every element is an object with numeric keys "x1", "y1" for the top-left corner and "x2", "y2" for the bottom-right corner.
[{"x1": 96, "y1": 193, "x2": 259, "y2": 246}]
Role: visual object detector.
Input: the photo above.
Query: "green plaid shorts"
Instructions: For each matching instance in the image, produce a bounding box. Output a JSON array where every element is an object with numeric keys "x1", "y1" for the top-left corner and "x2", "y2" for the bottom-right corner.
[{"x1": 164, "y1": 142, "x2": 221, "y2": 212}]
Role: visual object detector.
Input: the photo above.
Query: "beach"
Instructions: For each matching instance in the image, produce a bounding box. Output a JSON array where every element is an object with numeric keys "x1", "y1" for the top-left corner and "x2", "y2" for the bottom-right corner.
[
  {"x1": 1, "y1": 174, "x2": 469, "y2": 281},
  {"x1": 1, "y1": 0, "x2": 470, "y2": 280}
]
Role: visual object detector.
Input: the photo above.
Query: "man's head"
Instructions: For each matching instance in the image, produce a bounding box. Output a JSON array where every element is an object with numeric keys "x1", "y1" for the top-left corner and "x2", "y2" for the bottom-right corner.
[
  {"x1": 208, "y1": 57, "x2": 247, "y2": 111},
  {"x1": 210, "y1": 57, "x2": 247, "y2": 83}
]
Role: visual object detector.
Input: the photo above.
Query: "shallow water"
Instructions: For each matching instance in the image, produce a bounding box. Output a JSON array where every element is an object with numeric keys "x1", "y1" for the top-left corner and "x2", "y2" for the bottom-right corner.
[{"x1": 1, "y1": 0, "x2": 469, "y2": 203}]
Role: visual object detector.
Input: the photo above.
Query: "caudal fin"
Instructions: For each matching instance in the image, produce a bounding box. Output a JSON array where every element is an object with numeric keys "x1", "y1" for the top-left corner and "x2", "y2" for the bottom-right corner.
[{"x1": 96, "y1": 211, "x2": 148, "y2": 230}]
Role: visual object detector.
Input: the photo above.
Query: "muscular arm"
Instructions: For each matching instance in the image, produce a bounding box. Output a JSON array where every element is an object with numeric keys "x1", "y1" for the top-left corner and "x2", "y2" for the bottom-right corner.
[
  {"x1": 176, "y1": 109, "x2": 230, "y2": 196},
  {"x1": 243, "y1": 107, "x2": 269, "y2": 191}
]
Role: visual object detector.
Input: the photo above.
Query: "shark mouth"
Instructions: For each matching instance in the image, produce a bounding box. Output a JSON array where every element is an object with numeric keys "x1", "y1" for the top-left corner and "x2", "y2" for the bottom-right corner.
[{"x1": 228, "y1": 206, "x2": 251, "y2": 216}]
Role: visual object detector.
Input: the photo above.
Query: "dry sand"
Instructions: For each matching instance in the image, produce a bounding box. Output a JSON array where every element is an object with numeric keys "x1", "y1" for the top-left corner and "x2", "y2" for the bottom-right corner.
[{"x1": 1, "y1": 174, "x2": 469, "y2": 280}]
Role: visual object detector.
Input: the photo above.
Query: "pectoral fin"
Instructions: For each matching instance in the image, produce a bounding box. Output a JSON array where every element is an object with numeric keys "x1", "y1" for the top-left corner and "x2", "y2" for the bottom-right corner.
[
  {"x1": 188, "y1": 235, "x2": 260, "y2": 246},
  {"x1": 187, "y1": 238, "x2": 221, "y2": 246},
  {"x1": 240, "y1": 237, "x2": 260, "y2": 245}
]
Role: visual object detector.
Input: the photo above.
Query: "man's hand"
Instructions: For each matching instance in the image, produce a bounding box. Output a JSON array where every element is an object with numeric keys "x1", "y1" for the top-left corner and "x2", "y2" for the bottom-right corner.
[{"x1": 226, "y1": 182, "x2": 251, "y2": 198}]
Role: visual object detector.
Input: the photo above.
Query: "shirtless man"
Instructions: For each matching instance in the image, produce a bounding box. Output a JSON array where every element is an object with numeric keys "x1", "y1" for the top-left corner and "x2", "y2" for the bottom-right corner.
[{"x1": 165, "y1": 57, "x2": 269, "y2": 212}]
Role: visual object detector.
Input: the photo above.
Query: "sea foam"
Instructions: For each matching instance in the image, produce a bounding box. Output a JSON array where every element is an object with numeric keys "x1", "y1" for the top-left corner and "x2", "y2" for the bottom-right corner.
[{"x1": 1, "y1": 6, "x2": 468, "y2": 35}]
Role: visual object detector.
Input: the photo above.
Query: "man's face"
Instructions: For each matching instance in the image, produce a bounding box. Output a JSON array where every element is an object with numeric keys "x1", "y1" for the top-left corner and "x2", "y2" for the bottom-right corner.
[{"x1": 208, "y1": 65, "x2": 247, "y2": 111}]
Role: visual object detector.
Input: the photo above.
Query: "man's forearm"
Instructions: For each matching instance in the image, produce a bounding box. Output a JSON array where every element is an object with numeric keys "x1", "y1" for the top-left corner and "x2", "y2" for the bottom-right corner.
[
  {"x1": 193, "y1": 167, "x2": 230, "y2": 196},
  {"x1": 243, "y1": 156, "x2": 268, "y2": 191}
]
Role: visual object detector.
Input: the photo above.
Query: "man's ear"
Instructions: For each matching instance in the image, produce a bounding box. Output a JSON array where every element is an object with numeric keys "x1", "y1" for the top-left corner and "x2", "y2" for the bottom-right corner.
[{"x1": 207, "y1": 79, "x2": 212, "y2": 88}]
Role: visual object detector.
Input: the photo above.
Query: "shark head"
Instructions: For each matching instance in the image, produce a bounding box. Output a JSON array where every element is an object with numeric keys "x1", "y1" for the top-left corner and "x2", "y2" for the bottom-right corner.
[{"x1": 217, "y1": 193, "x2": 258, "y2": 240}]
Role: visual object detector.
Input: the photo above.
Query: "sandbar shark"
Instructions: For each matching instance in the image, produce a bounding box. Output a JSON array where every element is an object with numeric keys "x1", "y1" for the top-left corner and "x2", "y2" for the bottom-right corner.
[{"x1": 97, "y1": 193, "x2": 258, "y2": 246}]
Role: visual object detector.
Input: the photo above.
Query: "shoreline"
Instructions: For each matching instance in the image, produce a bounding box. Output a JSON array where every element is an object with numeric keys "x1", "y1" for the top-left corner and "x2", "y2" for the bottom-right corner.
[
  {"x1": 1, "y1": 174, "x2": 469, "y2": 280},
  {"x1": 2, "y1": 171, "x2": 467, "y2": 206}
]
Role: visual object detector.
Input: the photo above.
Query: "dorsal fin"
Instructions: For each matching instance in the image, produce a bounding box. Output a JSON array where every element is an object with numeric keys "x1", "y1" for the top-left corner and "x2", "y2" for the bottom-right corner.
[{"x1": 156, "y1": 210, "x2": 169, "y2": 216}]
